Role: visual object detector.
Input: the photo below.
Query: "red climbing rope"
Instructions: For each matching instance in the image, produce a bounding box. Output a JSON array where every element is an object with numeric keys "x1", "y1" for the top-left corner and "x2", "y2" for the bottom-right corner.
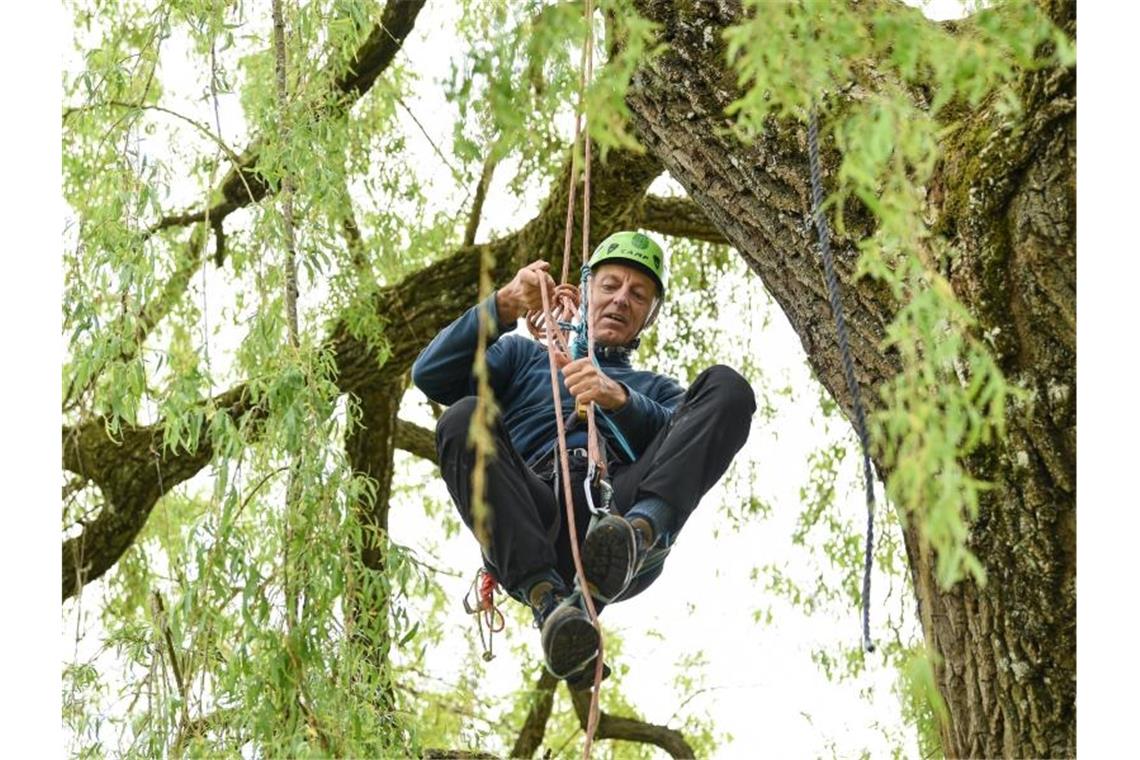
[{"x1": 478, "y1": 571, "x2": 504, "y2": 631}]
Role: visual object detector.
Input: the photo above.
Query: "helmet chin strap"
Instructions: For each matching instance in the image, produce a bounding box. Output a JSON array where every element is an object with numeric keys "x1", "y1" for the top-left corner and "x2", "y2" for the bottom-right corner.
[{"x1": 643, "y1": 297, "x2": 661, "y2": 329}]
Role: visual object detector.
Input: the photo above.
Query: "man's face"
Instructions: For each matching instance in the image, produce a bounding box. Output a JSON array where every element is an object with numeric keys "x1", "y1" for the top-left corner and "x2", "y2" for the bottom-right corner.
[{"x1": 588, "y1": 263, "x2": 658, "y2": 346}]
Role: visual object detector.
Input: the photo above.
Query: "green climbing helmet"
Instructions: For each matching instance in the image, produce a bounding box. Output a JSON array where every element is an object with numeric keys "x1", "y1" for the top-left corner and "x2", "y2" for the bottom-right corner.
[
  {"x1": 587, "y1": 231, "x2": 667, "y2": 296},
  {"x1": 587, "y1": 230, "x2": 667, "y2": 331}
]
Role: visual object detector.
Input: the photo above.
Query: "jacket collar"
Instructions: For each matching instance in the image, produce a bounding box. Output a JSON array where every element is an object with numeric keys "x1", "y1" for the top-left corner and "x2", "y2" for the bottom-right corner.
[
  {"x1": 593, "y1": 342, "x2": 634, "y2": 367},
  {"x1": 570, "y1": 332, "x2": 637, "y2": 367}
]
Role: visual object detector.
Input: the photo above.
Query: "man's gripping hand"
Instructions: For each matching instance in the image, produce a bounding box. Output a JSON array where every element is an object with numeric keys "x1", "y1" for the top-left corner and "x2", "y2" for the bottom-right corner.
[
  {"x1": 495, "y1": 260, "x2": 558, "y2": 324},
  {"x1": 558, "y1": 355, "x2": 629, "y2": 411}
]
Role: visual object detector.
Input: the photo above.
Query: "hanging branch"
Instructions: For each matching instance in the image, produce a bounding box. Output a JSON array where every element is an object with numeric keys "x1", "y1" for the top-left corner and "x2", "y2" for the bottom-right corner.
[
  {"x1": 464, "y1": 146, "x2": 501, "y2": 247},
  {"x1": 271, "y1": 0, "x2": 306, "y2": 710},
  {"x1": 272, "y1": 0, "x2": 300, "y2": 350},
  {"x1": 62, "y1": 1, "x2": 428, "y2": 413}
]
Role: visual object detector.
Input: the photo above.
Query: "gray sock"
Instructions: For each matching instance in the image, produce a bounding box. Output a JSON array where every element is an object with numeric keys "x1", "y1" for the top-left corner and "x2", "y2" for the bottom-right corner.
[{"x1": 626, "y1": 495, "x2": 673, "y2": 546}]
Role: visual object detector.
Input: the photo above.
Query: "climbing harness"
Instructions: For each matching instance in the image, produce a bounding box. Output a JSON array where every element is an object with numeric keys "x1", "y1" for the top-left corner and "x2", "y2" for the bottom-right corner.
[
  {"x1": 462, "y1": 568, "x2": 505, "y2": 662},
  {"x1": 807, "y1": 106, "x2": 877, "y2": 654}
]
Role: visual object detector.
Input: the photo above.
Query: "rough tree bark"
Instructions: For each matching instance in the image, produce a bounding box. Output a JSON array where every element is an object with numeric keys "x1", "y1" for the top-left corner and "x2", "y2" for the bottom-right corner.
[
  {"x1": 510, "y1": 669, "x2": 559, "y2": 758},
  {"x1": 625, "y1": 0, "x2": 1075, "y2": 756}
]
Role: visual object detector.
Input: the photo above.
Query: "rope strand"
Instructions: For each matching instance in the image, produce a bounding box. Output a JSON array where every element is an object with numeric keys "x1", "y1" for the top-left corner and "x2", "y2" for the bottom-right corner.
[
  {"x1": 538, "y1": 278, "x2": 605, "y2": 753},
  {"x1": 807, "y1": 106, "x2": 876, "y2": 654}
]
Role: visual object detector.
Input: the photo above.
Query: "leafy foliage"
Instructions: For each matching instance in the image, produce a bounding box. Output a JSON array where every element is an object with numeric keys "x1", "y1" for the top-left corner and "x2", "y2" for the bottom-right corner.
[{"x1": 725, "y1": 0, "x2": 1070, "y2": 590}]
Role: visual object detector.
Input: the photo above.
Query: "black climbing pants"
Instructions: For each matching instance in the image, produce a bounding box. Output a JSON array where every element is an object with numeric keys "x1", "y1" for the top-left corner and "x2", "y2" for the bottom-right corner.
[{"x1": 435, "y1": 365, "x2": 756, "y2": 602}]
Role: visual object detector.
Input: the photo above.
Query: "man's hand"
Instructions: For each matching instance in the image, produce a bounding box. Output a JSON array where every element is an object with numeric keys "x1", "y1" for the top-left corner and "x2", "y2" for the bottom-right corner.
[
  {"x1": 496, "y1": 260, "x2": 558, "y2": 324},
  {"x1": 559, "y1": 356, "x2": 629, "y2": 411}
]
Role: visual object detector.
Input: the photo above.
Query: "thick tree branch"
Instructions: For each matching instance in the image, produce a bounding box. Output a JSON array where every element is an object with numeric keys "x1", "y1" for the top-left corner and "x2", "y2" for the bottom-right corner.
[
  {"x1": 61, "y1": 385, "x2": 261, "y2": 600},
  {"x1": 510, "y1": 668, "x2": 559, "y2": 758},
  {"x1": 152, "y1": 0, "x2": 427, "y2": 236},
  {"x1": 341, "y1": 378, "x2": 407, "y2": 715},
  {"x1": 395, "y1": 418, "x2": 437, "y2": 464},
  {"x1": 346, "y1": 380, "x2": 406, "y2": 574},
  {"x1": 569, "y1": 687, "x2": 694, "y2": 759},
  {"x1": 636, "y1": 194, "x2": 727, "y2": 245}
]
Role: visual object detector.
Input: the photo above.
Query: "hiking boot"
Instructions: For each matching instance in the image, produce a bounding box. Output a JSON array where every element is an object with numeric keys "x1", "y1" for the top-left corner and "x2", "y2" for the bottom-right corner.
[
  {"x1": 581, "y1": 514, "x2": 640, "y2": 603},
  {"x1": 530, "y1": 588, "x2": 600, "y2": 680}
]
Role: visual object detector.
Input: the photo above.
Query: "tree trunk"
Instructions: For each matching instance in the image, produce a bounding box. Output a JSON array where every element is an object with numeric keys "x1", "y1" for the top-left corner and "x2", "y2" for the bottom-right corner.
[
  {"x1": 626, "y1": 1, "x2": 1075, "y2": 756},
  {"x1": 344, "y1": 376, "x2": 407, "y2": 711}
]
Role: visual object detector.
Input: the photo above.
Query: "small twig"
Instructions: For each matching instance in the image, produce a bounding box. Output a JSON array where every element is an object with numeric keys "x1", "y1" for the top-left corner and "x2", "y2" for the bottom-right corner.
[
  {"x1": 394, "y1": 93, "x2": 466, "y2": 183},
  {"x1": 463, "y1": 147, "x2": 500, "y2": 246},
  {"x1": 62, "y1": 474, "x2": 90, "y2": 504},
  {"x1": 390, "y1": 541, "x2": 464, "y2": 578},
  {"x1": 150, "y1": 591, "x2": 190, "y2": 731},
  {"x1": 397, "y1": 683, "x2": 498, "y2": 729},
  {"x1": 66, "y1": 100, "x2": 244, "y2": 175},
  {"x1": 665, "y1": 684, "x2": 731, "y2": 725}
]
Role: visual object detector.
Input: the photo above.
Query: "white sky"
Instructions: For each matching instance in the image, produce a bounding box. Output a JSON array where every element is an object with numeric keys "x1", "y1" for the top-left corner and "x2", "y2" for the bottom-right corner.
[{"x1": 1, "y1": 0, "x2": 1125, "y2": 757}]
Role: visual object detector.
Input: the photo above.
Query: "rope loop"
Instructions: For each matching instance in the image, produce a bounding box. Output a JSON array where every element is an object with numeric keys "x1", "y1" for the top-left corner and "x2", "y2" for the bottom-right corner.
[
  {"x1": 463, "y1": 568, "x2": 506, "y2": 661},
  {"x1": 525, "y1": 282, "x2": 580, "y2": 348}
]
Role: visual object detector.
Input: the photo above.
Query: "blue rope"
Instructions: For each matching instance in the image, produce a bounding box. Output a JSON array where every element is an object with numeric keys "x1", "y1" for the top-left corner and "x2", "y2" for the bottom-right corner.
[
  {"x1": 808, "y1": 106, "x2": 877, "y2": 654},
  {"x1": 571, "y1": 266, "x2": 638, "y2": 463}
]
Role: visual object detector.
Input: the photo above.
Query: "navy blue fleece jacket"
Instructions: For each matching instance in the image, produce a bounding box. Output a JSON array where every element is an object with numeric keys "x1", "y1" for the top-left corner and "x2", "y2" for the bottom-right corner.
[{"x1": 412, "y1": 293, "x2": 686, "y2": 465}]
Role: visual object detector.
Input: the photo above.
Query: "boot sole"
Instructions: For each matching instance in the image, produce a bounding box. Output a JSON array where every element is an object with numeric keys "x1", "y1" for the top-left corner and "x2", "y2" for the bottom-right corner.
[
  {"x1": 581, "y1": 515, "x2": 637, "y2": 602},
  {"x1": 544, "y1": 611, "x2": 600, "y2": 678}
]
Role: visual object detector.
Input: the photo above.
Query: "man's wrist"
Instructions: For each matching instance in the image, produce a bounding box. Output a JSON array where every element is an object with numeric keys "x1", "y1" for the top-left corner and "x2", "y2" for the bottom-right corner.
[
  {"x1": 604, "y1": 381, "x2": 630, "y2": 411},
  {"x1": 495, "y1": 287, "x2": 520, "y2": 324}
]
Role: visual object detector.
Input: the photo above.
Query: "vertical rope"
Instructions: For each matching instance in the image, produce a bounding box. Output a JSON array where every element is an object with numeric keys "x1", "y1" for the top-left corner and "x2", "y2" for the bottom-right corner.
[
  {"x1": 576, "y1": 3, "x2": 607, "y2": 750},
  {"x1": 538, "y1": 278, "x2": 604, "y2": 757},
  {"x1": 544, "y1": 3, "x2": 606, "y2": 753},
  {"x1": 560, "y1": 26, "x2": 589, "y2": 287},
  {"x1": 807, "y1": 106, "x2": 876, "y2": 654}
]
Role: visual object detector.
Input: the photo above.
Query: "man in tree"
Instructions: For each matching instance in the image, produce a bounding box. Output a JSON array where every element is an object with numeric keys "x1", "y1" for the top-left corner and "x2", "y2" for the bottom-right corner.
[{"x1": 413, "y1": 231, "x2": 756, "y2": 686}]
